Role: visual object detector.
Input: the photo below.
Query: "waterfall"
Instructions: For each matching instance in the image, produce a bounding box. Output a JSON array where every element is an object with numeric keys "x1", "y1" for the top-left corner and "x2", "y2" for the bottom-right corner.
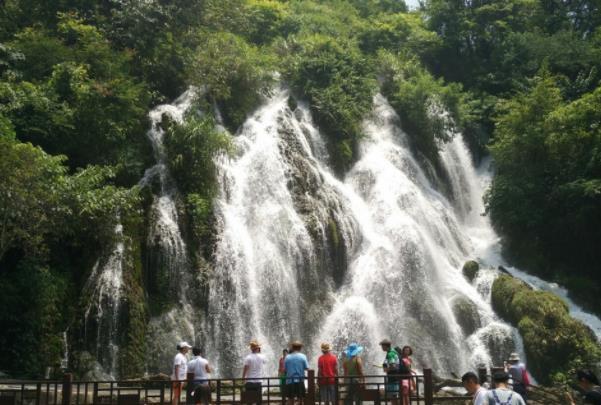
[
  {"x1": 205, "y1": 89, "x2": 517, "y2": 377},
  {"x1": 82, "y1": 83, "x2": 601, "y2": 378},
  {"x1": 83, "y1": 223, "x2": 125, "y2": 378}
]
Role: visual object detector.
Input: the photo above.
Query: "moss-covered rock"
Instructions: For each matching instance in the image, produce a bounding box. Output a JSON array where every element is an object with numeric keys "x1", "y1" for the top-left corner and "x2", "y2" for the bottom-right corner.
[
  {"x1": 462, "y1": 260, "x2": 480, "y2": 282},
  {"x1": 491, "y1": 274, "x2": 601, "y2": 384},
  {"x1": 451, "y1": 296, "x2": 481, "y2": 336},
  {"x1": 118, "y1": 221, "x2": 148, "y2": 378}
]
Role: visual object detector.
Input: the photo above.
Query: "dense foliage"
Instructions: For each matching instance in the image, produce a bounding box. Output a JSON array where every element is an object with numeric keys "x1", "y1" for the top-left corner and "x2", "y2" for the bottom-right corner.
[{"x1": 1, "y1": 0, "x2": 600, "y2": 382}]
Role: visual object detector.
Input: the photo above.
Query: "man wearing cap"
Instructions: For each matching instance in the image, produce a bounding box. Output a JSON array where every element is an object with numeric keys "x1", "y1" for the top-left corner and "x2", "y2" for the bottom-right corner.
[
  {"x1": 486, "y1": 371, "x2": 526, "y2": 405},
  {"x1": 243, "y1": 340, "x2": 267, "y2": 404},
  {"x1": 342, "y1": 343, "x2": 364, "y2": 405},
  {"x1": 284, "y1": 341, "x2": 309, "y2": 405},
  {"x1": 505, "y1": 353, "x2": 530, "y2": 403},
  {"x1": 172, "y1": 341, "x2": 192, "y2": 405},
  {"x1": 461, "y1": 372, "x2": 488, "y2": 405},
  {"x1": 380, "y1": 339, "x2": 400, "y2": 405},
  {"x1": 318, "y1": 343, "x2": 338, "y2": 405}
]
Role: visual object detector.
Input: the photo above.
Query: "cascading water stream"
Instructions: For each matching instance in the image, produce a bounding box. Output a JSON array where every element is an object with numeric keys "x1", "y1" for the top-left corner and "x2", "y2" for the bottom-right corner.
[
  {"x1": 205, "y1": 90, "x2": 358, "y2": 376},
  {"x1": 313, "y1": 95, "x2": 519, "y2": 374},
  {"x1": 83, "y1": 223, "x2": 125, "y2": 378},
  {"x1": 142, "y1": 89, "x2": 200, "y2": 371}
]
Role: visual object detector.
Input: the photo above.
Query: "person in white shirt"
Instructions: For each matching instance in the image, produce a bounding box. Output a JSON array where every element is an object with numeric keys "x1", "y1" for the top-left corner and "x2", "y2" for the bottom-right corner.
[
  {"x1": 171, "y1": 341, "x2": 192, "y2": 405},
  {"x1": 462, "y1": 372, "x2": 488, "y2": 405},
  {"x1": 242, "y1": 340, "x2": 267, "y2": 404},
  {"x1": 188, "y1": 347, "x2": 212, "y2": 405},
  {"x1": 487, "y1": 371, "x2": 526, "y2": 405}
]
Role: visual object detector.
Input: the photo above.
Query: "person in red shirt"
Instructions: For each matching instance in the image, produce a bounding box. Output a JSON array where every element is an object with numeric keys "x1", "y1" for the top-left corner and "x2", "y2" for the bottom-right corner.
[{"x1": 318, "y1": 342, "x2": 338, "y2": 405}]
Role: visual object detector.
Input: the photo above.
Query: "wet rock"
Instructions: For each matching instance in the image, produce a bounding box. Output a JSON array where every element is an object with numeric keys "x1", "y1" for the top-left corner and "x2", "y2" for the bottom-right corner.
[
  {"x1": 462, "y1": 260, "x2": 480, "y2": 282},
  {"x1": 451, "y1": 296, "x2": 481, "y2": 336}
]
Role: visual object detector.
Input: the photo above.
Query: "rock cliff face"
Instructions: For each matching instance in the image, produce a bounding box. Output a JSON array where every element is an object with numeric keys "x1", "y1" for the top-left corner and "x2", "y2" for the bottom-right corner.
[{"x1": 491, "y1": 274, "x2": 601, "y2": 383}]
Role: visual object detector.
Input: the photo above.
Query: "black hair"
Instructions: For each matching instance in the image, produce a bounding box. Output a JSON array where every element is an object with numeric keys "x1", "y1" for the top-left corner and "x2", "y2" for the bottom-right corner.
[
  {"x1": 461, "y1": 372, "x2": 479, "y2": 384},
  {"x1": 577, "y1": 369, "x2": 600, "y2": 385},
  {"x1": 493, "y1": 372, "x2": 510, "y2": 382},
  {"x1": 192, "y1": 347, "x2": 202, "y2": 356},
  {"x1": 283, "y1": 349, "x2": 289, "y2": 354},
  {"x1": 402, "y1": 346, "x2": 413, "y2": 356}
]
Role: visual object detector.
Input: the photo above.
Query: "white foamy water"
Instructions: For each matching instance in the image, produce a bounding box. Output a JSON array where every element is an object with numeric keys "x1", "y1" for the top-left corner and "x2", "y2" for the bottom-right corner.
[{"x1": 83, "y1": 223, "x2": 125, "y2": 378}]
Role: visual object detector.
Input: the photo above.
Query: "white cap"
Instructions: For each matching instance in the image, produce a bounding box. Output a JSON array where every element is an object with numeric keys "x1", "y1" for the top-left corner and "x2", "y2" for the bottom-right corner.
[{"x1": 177, "y1": 341, "x2": 192, "y2": 350}]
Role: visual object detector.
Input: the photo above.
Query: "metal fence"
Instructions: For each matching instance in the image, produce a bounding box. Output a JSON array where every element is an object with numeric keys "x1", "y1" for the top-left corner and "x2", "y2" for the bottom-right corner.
[{"x1": 0, "y1": 368, "x2": 471, "y2": 405}]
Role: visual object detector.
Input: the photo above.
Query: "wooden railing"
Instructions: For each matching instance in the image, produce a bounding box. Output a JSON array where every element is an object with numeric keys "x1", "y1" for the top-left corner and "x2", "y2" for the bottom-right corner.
[{"x1": 0, "y1": 369, "x2": 462, "y2": 405}]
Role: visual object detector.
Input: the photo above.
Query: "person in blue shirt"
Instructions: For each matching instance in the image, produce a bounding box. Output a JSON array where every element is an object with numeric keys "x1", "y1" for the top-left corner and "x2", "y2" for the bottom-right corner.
[{"x1": 284, "y1": 341, "x2": 309, "y2": 405}]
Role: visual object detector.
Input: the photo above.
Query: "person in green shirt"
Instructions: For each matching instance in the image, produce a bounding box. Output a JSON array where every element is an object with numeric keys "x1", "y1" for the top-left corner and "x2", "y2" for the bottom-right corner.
[{"x1": 380, "y1": 339, "x2": 400, "y2": 405}]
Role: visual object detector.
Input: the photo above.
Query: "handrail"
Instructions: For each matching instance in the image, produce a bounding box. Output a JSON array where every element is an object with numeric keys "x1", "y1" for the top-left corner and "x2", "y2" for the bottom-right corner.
[{"x1": 0, "y1": 369, "x2": 447, "y2": 405}]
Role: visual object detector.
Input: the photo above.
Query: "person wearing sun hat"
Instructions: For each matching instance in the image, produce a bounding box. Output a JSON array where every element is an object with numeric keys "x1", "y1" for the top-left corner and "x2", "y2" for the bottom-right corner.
[
  {"x1": 505, "y1": 352, "x2": 530, "y2": 403},
  {"x1": 342, "y1": 343, "x2": 364, "y2": 405},
  {"x1": 243, "y1": 340, "x2": 267, "y2": 404},
  {"x1": 171, "y1": 341, "x2": 192, "y2": 405},
  {"x1": 284, "y1": 341, "x2": 309, "y2": 405},
  {"x1": 318, "y1": 342, "x2": 338, "y2": 405}
]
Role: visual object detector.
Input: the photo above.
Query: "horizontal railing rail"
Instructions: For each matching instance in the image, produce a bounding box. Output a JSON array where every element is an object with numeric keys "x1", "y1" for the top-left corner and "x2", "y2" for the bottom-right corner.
[{"x1": 0, "y1": 368, "x2": 474, "y2": 405}]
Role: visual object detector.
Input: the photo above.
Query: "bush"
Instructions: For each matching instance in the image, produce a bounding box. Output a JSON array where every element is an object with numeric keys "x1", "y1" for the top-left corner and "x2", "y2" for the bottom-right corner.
[
  {"x1": 186, "y1": 31, "x2": 274, "y2": 130},
  {"x1": 379, "y1": 52, "x2": 463, "y2": 164},
  {"x1": 286, "y1": 34, "x2": 376, "y2": 172},
  {"x1": 165, "y1": 114, "x2": 231, "y2": 248}
]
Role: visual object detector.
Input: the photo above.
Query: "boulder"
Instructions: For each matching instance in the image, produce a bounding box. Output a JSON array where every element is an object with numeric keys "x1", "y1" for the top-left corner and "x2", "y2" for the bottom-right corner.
[
  {"x1": 491, "y1": 274, "x2": 601, "y2": 384},
  {"x1": 462, "y1": 260, "x2": 480, "y2": 281},
  {"x1": 451, "y1": 296, "x2": 481, "y2": 336}
]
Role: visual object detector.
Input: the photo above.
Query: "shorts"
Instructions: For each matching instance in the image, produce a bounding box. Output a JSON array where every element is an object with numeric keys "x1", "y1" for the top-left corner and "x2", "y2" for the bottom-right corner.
[
  {"x1": 319, "y1": 385, "x2": 336, "y2": 402},
  {"x1": 244, "y1": 382, "x2": 262, "y2": 404},
  {"x1": 385, "y1": 382, "x2": 399, "y2": 399},
  {"x1": 192, "y1": 383, "x2": 211, "y2": 405},
  {"x1": 285, "y1": 382, "x2": 306, "y2": 399}
]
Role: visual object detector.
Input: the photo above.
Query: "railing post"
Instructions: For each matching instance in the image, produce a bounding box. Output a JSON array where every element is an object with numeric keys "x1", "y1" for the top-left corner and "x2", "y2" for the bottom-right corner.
[
  {"x1": 424, "y1": 369, "x2": 434, "y2": 405},
  {"x1": 478, "y1": 367, "x2": 488, "y2": 387},
  {"x1": 62, "y1": 373, "x2": 73, "y2": 405},
  {"x1": 160, "y1": 382, "x2": 165, "y2": 405},
  {"x1": 93, "y1": 382, "x2": 99, "y2": 405},
  {"x1": 186, "y1": 372, "x2": 194, "y2": 405},
  {"x1": 307, "y1": 369, "x2": 315, "y2": 404},
  {"x1": 216, "y1": 380, "x2": 221, "y2": 405},
  {"x1": 36, "y1": 382, "x2": 42, "y2": 405}
]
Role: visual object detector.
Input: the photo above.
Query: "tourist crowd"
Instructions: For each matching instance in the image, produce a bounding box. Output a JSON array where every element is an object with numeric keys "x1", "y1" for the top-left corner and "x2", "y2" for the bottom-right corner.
[{"x1": 171, "y1": 341, "x2": 601, "y2": 405}]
